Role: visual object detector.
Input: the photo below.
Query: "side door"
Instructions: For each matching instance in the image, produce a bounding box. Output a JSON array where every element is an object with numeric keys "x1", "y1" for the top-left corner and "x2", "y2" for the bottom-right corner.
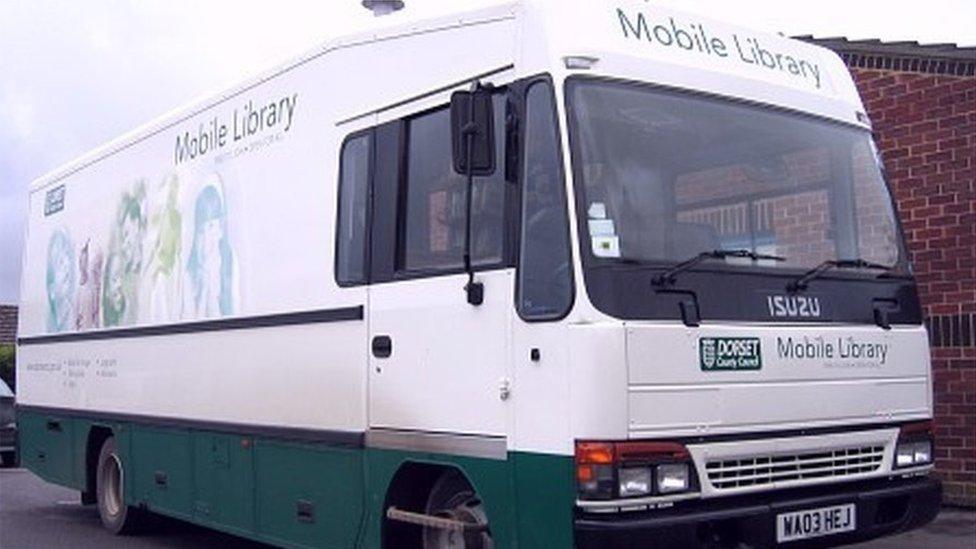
[{"x1": 366, "y1": 87, "x2": 516, "y2": 441}]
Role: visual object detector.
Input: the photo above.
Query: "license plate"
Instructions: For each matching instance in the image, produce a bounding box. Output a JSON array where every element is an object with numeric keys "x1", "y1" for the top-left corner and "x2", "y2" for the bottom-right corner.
[{"x1": 776, "y1": 503, "x2": 856, "y2": 543}]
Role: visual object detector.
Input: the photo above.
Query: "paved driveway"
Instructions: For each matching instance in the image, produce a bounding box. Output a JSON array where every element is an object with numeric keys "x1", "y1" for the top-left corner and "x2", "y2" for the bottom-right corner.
[
  {"x1": 850, "y1": 507, "x2": 976, "y2": 549},
  {"x1": 1, "y1": 468, "x2": 973, "y2": 548},
  {"x1": 0, "y1": 468, "x2": 264, "y2": 548}
]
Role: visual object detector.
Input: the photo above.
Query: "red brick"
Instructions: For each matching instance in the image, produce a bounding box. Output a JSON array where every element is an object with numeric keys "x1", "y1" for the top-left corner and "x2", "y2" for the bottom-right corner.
[{"x1": 851, "y1": 65, "x2": 974, "y2": 506}]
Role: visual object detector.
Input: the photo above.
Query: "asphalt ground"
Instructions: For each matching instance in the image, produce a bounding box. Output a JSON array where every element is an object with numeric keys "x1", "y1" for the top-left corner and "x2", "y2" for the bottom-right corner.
[
  {"x1": 0, "y1": 468, "x2": 265, "y2": 548},
  {"x1": 1, "y1": 467, "x2": 974, "y2": 548}
]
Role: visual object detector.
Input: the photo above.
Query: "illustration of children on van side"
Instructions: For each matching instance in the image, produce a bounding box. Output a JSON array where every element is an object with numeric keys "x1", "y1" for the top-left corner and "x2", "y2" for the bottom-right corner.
[
  {"x1": 45, "y1": 229, "x2": 76, "y2": 333},
  {"x1": 184, "y1": 176, "x2": 237, "y2": 319},
  {"x1": 143, "y1": 173, "x2": 183, "y2": 322},
  {"x1": 102, "y1": 182, "x2": 147, "y2": 327},
  {"x1": 74, "y1": 238, "x2": 103, "y2": 330}
]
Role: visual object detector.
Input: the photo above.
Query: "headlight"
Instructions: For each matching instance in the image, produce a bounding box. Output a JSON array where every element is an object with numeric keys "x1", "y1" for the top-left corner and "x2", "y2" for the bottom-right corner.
[
  {"x1": 913, "y1": 440, "x2": 932, "y2": 464},
  {"x1": 576, "y1": 441, "x2": 699, "y2": 500},
  {"x1": 895, "y1": 443, "x2": 915, "y2": 467},
  {"x1": 656, "y1": 463, "x2": 691, "y2": 494},
  {"x1": 895, "y1": 421, "x2": 934, "y2": 468},
  {"x1": 577, "y1": 463, "x2": 615, "y2": 499},
  {"x1": 895, "y1": 440, "x2": 933, "y2": 468},
  {"x1": 619, "y1": 467, "x2": 653, "y2": 497}
]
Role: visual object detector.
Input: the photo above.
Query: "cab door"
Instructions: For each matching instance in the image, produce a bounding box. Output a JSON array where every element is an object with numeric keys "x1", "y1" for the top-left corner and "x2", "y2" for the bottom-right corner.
[
  {"x1": 508, "y1": 79, "x2": 577, "y2": 456},
  {"x1": 366, "y1": 88, "x2": 515, "y2": 440}
]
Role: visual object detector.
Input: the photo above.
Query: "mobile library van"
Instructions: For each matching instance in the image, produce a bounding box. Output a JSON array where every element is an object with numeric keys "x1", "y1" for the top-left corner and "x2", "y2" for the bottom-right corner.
[{"x1": 17, "y1": 1, "x2": 940, "y2": 547}]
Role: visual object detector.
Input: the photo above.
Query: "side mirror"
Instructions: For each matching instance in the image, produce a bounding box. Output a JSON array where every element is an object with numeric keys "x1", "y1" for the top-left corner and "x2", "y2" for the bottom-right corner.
[
  {"x1": 450, "y1": 85, "x2": 495, "y2": 306},
  {"x1": 450, "y1": 88, "x2": 496, "y2": 176}
]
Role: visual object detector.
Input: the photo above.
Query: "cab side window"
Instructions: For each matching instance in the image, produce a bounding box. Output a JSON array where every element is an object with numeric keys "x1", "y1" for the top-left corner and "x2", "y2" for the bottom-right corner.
[
  {"x1": 399, "y1": 95, "x2": 507, "y2": 274},
  {"x1": 335, "y1": 132, "x2": 372, "y2": 286},
  {"x1": 517, "y1": 81, "x2": 573, "y2": 319}
]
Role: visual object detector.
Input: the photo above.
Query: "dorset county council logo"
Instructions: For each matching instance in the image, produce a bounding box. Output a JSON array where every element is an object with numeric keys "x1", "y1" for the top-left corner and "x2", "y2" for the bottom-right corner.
[
  {"x1": 699, "y1": 337, "x2": 762, "y2": 371},
  {"x1": 701, "y1": 338, "x2": 718, "y2": 369}
]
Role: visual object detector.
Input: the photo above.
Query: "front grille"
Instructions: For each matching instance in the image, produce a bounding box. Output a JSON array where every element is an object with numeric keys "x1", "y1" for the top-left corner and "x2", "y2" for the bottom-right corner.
[{"x1": 706, "y1": 445, "x2": 885, "y2": 490}]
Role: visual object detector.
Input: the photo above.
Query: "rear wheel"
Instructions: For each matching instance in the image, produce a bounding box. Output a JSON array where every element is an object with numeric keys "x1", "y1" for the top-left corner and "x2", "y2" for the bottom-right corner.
[
  {"x1": 422, "y1": 470, "x2": 493, "y2": 549},
  {"x1": 96, "y1": 436, "x2": 144, "y2": 534}
]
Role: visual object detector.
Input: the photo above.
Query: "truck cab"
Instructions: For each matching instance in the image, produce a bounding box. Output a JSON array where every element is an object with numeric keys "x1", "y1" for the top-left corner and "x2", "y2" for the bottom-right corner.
[{"x1": 496, "y1": 2, "x2": 941, "y2": 546}]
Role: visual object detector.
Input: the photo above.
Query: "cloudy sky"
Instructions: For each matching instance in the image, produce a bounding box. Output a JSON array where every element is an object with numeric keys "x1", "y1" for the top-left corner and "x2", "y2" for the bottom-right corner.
[{"x1": 1, "y1": 0, "x2": 974, "y2": 304}]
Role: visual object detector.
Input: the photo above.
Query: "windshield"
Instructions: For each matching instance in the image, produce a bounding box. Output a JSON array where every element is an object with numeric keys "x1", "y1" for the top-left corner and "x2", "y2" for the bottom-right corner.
[{"x1": 566, "y1": 78, "x2": 907, "y2": 275}]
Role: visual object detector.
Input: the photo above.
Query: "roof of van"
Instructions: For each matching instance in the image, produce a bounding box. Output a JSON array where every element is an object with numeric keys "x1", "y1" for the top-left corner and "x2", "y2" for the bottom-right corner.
[
  {"x1": 28, "y1": 0, "x2": 855, "y2": 193},
  {"x1": 27, "y1": 1, "x2": 519, "y2": 193}
]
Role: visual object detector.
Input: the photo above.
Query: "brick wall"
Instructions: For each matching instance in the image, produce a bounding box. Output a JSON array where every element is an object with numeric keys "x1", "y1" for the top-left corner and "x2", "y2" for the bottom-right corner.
[
  {"x1": 674, "y1": 144, "x2": 899, "y2": 268},
  {"x1": 850, "y1": 68, "x2": 975, "y2": 507}
]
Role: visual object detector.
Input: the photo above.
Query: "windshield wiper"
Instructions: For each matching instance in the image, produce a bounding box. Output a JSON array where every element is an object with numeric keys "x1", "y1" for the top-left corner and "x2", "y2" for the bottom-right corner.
[
  {"x1": 787, "y1": 259, "x2": 892, "y2": 292},
  {"x1": 652, "y1": 249, "x2": 786, "y2": 286}
]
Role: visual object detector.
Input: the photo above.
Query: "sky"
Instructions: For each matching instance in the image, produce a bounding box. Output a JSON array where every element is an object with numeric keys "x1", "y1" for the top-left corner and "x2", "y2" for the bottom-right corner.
[{"x1": 1, "y1": 0, "x2": 974, "y2": 305}]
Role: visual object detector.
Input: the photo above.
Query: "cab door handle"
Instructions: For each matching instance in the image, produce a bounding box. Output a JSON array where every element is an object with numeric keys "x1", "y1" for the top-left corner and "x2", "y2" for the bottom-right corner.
[{"x1": 372, "y1": 335, "x2": 393, "y2": 358}]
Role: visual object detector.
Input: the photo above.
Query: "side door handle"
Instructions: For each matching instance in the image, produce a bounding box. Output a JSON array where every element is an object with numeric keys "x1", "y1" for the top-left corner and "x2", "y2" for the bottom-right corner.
[{"x1": 372, "y1": 335, "x2": 393, "y2": 358}]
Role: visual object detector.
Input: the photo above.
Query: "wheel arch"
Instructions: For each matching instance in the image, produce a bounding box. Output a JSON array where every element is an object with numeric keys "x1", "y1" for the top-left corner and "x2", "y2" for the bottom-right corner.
[{"x1": 381, "y1": 460, "x2": 486, "y2": 549}]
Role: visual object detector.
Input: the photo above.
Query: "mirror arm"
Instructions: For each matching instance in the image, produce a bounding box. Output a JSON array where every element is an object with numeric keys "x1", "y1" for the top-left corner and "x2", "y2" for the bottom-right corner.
[{"x1": 463, "y1": 85, "x2": 484, "y2": 306}]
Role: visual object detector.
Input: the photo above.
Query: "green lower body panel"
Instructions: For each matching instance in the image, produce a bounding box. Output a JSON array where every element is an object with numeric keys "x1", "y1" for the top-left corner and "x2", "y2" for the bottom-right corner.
[
  {"x1": 253, "y1": 440, "x2": 364, "y2": 548},
  {"x1": 127, "y1": 426, "x2": 195, "y2": 521},
  {"x1": 120, "y1": 424, "x2": 366, "y2": 548},
  {"x1": 17, "y1": 412, "x2": 91, "y2": 490},
  {"x1": 17, "y1": 410, "x2": 576, "y2": 548},
  {"x1": 513, "y1": 451, "x2": 576, "y2": 548}
]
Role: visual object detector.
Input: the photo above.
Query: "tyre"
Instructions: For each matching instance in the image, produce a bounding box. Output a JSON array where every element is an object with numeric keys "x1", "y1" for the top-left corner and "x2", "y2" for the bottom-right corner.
[
  {"x1": 96, "y1": 436, "x2": 145, "y2": 534},
  {"x1": 422, "y1": 470, "x2": 493, "y2": 549}
]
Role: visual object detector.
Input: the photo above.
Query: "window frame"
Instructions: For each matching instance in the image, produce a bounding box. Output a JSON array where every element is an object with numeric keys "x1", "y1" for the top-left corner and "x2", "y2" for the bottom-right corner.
[
  {"x1": 333, "y1": 129, "x2": 375, "y2": 287},
  {"x1": 514, "y1": 75, "x2": 576, "y2": 322},
  {"x1": 564, "y1": 74, "x2": 911, "y2": 281},
  {"x1": 390, "y1": 90, "x2": 517, "y2": 281}
]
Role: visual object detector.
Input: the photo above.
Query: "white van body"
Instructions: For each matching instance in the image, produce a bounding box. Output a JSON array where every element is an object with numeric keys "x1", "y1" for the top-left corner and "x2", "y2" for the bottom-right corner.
[{"x1": 17, "y1": 2, "x2": 940, "y2": 547}]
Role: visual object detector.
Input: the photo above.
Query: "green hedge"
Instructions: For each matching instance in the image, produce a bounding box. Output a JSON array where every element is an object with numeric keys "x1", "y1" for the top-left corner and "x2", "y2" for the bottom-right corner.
[{"x1": 0, "y1": 344, "x2": 14, "y2": 392}]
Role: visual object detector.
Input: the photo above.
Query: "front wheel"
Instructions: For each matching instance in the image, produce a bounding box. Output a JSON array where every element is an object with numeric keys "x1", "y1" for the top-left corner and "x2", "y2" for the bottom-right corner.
[
  {"x1": 422, "y1": 470, "x2": 493, "y2": 549},
  {"x1": 96, "y1": 436, "x2": 145, "y2": 534}
]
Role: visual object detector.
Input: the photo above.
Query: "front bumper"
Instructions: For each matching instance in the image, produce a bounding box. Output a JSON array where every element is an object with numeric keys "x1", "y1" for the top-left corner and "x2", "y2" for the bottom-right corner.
[{"x1": 576, "y1": 476, "x2": 940, "y2": 548}]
